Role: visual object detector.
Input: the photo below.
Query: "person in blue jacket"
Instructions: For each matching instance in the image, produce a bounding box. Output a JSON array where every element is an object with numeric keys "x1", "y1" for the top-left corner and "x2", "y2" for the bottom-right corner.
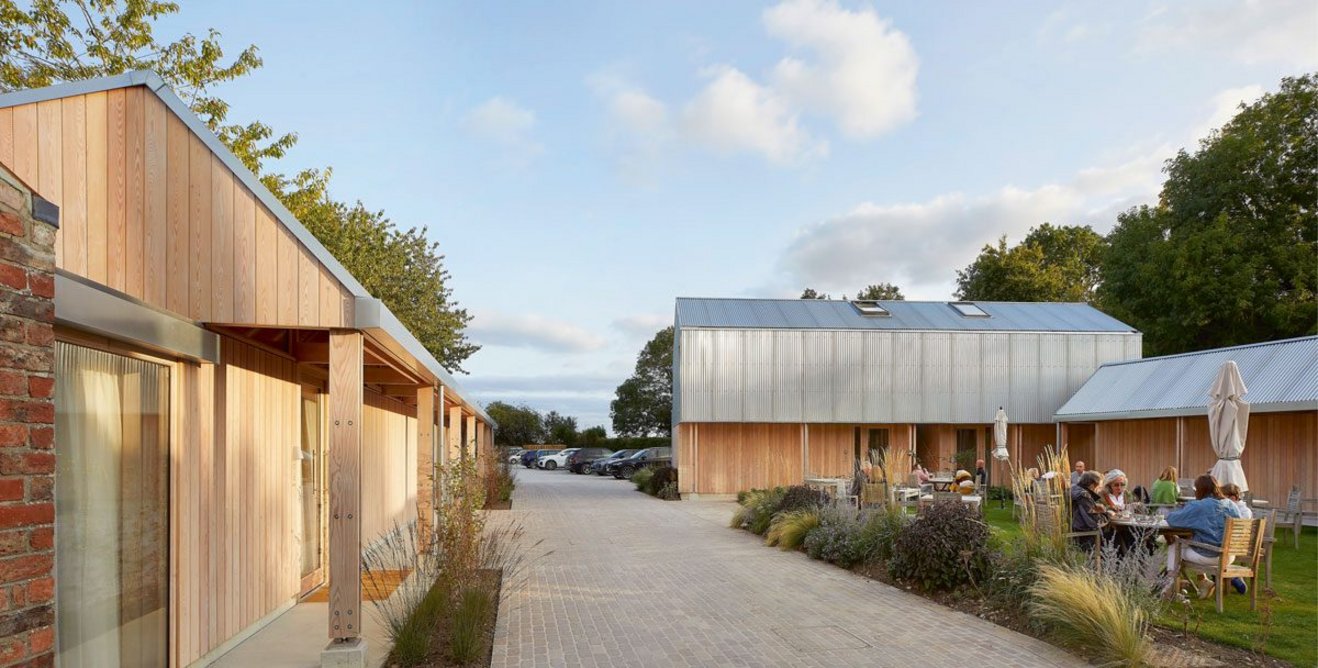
[{"x1": 1165, "y1": 474, "x2": 1245, "y2": 594}]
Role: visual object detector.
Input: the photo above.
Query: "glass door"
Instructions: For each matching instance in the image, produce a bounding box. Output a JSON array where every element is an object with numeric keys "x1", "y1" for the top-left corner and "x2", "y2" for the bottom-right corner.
[
  {"x1": 55, "y1": 342, "x2": 170, "y2": 667},
  {"x1": 299, "y1": 387, "x2": 326, "y2": 594}
]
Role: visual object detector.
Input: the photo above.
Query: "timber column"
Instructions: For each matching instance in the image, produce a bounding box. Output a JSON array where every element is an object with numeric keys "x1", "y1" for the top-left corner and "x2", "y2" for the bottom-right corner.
[
  {"x1": 416, "y1": 386, "x2": 435, "y2": 548},
  {"x1": 323, "y1": 330, "x2": 366, "y2": 666},
  {"x1": 448, "y1": 405, "x2": 463, "y2": 463}
]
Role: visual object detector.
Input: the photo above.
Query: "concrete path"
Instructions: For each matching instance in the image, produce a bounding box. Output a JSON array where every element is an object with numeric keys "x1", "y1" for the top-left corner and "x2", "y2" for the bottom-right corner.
[{"x1": 491, "y1": 469, "x2": 1075, "y2": 668}]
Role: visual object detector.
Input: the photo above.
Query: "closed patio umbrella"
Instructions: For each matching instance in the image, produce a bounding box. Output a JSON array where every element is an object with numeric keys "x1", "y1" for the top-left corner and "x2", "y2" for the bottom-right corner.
[
  {"x1": 1208, "y1": 360, "x2": 1250, "y2": 492},
  {"x1": 992, "y1": 407, "x2": 1010, "y2": 462}
]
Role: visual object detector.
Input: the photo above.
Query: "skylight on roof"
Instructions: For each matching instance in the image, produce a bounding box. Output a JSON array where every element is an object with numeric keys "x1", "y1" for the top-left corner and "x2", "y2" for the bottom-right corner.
[
  {"x1": 949, "y1": 302, "x2": 990, "y2": 317},
  {"x1": 851, "y1": 300, "x2": 890, "y2": 317}
]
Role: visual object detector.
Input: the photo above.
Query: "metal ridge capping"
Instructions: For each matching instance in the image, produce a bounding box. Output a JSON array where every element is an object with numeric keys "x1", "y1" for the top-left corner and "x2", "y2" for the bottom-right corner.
[{"x1": 0, "y1": 72, "x2": 494, "y2": 426}]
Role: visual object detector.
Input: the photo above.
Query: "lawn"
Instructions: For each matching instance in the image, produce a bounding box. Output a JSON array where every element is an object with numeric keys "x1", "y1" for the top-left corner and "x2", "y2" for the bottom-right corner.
[{"x1": 982, "y1": 505, "x2": 1318, "y2": 666}]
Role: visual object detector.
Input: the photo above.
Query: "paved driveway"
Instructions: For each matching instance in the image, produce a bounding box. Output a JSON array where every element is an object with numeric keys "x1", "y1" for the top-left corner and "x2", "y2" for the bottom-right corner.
[{"x1": 490, "y1": 469, "x2": 1073, "y2": 668}]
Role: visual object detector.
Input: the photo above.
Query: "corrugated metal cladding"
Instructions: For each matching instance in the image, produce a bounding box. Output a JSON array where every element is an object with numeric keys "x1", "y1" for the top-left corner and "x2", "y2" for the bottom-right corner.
[
  {"x1": 677, "y1": 328, "x2": 1142, "y2": 424},
  {"x1": 675, "y1": 298, "x2": 1137, "y2": 332},
  {"x1": 1055, "y1": 336, "x2": 1318, "y2": 420}
]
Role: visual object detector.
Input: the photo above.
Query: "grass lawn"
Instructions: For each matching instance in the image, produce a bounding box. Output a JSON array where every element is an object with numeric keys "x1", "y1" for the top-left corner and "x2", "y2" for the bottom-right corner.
[{"x1": 982, "y1": 505, "x2": 1318, "y2": 666}]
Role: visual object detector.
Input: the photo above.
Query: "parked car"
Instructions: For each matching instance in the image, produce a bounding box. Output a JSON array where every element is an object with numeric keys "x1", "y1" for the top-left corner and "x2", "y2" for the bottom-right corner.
[
  {"x1": 536, "y1": 448, "x2": 579, "y2": 471},
  {"x1": 506, "y1": 448, "x2": 525, "y2": 465},
  {"x1": 520, "y1": 449, "x2": 555, "y2": 468},
  {"x1": 566, "y1": 447, "x2": 613, "y2": 474},
  {"x1": 590, "y1": 449, "x2": 637, "y2": 475},
  {"x1": 608, "y1": 447, "x2": 672, "y2": 479}
]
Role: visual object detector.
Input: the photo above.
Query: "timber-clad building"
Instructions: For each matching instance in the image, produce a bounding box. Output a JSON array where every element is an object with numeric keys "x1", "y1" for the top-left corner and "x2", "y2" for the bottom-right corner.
[
  {"x1": 0, "y1": 72, "x2": 494, "y2": 666},
  {"x1": 672, "y1": 297, "x2": 1142, "y2": 497}
]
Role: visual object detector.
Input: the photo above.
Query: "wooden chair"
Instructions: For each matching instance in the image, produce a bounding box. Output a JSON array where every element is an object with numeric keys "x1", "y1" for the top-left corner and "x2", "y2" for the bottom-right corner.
[
  {"x1": 1259, "y1": 509, "x2": 1278, "y2": 590},
  {"x1": 1278, "y1": 486, "x2": 1318, "y2": 548},
  {"x1": 1178, "y1": 517, "x2": 1266, "y2": 613},
  {"x1": 1033, "y1": 502, "x2": 1102, "y2": 569}
]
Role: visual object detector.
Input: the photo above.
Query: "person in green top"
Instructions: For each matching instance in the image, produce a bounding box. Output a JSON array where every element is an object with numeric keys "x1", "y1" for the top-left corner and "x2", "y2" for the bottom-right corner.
[{"x1": 1151, "y1": 465, "x2": 1180, "y2": 507}]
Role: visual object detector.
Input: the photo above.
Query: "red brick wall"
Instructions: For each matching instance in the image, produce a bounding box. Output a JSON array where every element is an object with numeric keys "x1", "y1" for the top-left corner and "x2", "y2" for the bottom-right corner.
[{"x1": 0, "y1": 169, "x2": 57, "y2": 668}]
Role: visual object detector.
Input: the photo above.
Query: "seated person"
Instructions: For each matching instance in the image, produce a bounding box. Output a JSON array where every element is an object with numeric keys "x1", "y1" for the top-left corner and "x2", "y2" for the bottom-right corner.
[
  {"x1": 1102, "y1": 470, "x2": 1129, "y2": 513},
  {"x1": 1165, "y1": 475, "x2": 1245, "y2": 594},
  {"x1": 1220, "y1": 483, "x2": 1252, "y2": 519},
  {"x1": 1152, "y1": 466, "x2": 1179, "y2": 505},
  {"x1": 1070, "y1": 471, "x2": 1110, "y2": 551},
  {"x1": 911, "y1": 464, "x2": 931, "y2": 485},
  {"x1": 975, "y1": 459, "x2": 987, "y2": 486}
]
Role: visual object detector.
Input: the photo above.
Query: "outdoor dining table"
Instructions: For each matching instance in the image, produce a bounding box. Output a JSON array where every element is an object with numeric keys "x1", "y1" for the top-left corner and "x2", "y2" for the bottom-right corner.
[{"x1": 927, "y1": 477, "x2": 956, "y2": 492}]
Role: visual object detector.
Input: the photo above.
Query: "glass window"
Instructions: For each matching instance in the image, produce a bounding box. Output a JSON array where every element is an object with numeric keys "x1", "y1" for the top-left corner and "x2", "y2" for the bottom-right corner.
[
  {"x1": 55, "y1": 342, "x2": 170, "y2": 666},
  {"x1": 851, "y1": 300, "x2": 890, "y2": 317},
  {"x1": 949, "y1": 302, "x2": 990, "y2": 317}
]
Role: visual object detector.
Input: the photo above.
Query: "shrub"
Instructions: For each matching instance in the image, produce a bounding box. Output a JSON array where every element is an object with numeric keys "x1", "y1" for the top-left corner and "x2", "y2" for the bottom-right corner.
[
  {"x1": 852, "y1": 508, "x2": 908, "y2": 565},
  {"x1": 657, "y1": 481, "x2": 679, "y2": 500},
  {"x1": 645, "y1": 466, "x2": 678, "y2": 497},
  {"x1": 1028, "y1": 564, "x2": 1151, "y2": 666},
  {"x1": 776, "y1": 485, "x2": 825, "y2": 514},
  {"x1": 630, "y1": 467, "x2": 655, "y2": 491},
  {"x1": 765, "y1": 510, "x2": 820, "y2": 550},
  {"x1": 802, "y1": 507, "x2": 865, "y2": 567},
  {"x1": 449, "y1": 587, "x2": 494, "y2": 663},
  {"x1": 730, "y1": 488, "x2": 786, "y2": 535},
  {"x1": 888, "y1": 501, "x2": 990, "y2": 591}
]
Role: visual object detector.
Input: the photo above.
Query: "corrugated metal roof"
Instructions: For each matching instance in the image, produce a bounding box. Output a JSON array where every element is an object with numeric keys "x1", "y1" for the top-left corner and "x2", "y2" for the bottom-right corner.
[
  {"x1": 1055, "y1": 336, "x2": 1318, "y2": 420},
  {"x1": 674, "y1": 298, "x2": 1136, "y2": 333}
]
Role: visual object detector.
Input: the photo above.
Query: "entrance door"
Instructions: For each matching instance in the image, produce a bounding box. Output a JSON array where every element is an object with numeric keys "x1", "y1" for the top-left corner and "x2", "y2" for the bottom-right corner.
[
  {"x1": 298, "y1": 387, "x2": 326, "y2": 595},
  {"x1": 955, "y1": 428, "x2": 978, "y2": 470}
]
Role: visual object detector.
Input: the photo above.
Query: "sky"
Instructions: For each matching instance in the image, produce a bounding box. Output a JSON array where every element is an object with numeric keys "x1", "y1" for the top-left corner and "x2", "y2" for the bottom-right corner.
[{"x1": 156, "y1": 0, "x2": 1317, "y2": 431}]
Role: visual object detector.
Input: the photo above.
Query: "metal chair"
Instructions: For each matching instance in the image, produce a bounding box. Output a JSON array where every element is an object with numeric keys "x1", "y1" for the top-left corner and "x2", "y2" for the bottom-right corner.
[
  {"x1": 1177, "y1": 517, "x2": 1266, "y2": 613},
  {"x1": 1278, "y1": 486, "x2": 1318, "y2": 548}
]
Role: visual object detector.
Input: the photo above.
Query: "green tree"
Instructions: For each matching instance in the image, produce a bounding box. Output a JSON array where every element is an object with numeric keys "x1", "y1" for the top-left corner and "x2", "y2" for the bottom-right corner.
[
  {"x1": 543, "y1": 411, "x2": 578, "y2": 446},
  {"x1": 0, "y1": 0, "x2": 479, "y2": 372},
  {"x1": 799, "y1": 288, "x2": 830, "y2": 299},
  {"x1": 1100, "y1": 74, "x2": 1317, "y2": 355},
  {"x1": 955, "y1": 223, "x2": 1107, "y2": 303},
  {"x1": 610, "y1": 327, "x2": 673, "y2": 437},
  {"x1": 485, "y1": 402, "x2": 545, "y2": 448},
  {"x1": 855, "y1": 283, "x2": 904, "y2": 300},
  {"x1": 578, "y1": 426, "x2": 608, "y2": 446}
]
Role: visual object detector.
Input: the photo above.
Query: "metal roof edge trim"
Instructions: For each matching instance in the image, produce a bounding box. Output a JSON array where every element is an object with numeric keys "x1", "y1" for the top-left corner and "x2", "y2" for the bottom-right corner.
[
  {"x1": 674, "y1": 325, "x2": 1142, "y2": 336},
  {"x1": 1053, "y1": 400, "x2": 1318, "y2": 422},
  {"x1": 0, "y1": 71, "x2": 370, "y2": 299},
  {"x1": 354, "y1": 297, "x2": 493, "y2": 426},
  {"x1": 1090, "y1": 335, "x2": 1318, "y2": 370}
]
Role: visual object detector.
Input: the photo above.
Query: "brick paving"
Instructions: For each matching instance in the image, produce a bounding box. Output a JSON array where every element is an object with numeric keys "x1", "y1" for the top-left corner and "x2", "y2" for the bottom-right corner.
[{"x1": 490, "y1": 469, "x2": 1076, "y2": 668}]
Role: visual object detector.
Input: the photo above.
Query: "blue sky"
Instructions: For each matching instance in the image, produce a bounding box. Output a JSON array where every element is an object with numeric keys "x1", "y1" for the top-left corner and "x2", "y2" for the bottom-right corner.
[{"x1": 158, "y1": 1, "x2": 1315, "y2": 431}]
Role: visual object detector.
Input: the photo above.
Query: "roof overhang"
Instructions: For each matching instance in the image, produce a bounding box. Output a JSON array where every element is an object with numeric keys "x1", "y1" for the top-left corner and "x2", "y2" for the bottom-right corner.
[{"x1": 1054, "y1": 401, "x2": 1318, "y2": 423}]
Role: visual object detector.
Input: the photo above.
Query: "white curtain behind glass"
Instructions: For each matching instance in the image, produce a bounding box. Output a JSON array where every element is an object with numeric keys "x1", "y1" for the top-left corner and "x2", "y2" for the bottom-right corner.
[{"x1": 55, "y1": 343, "x2": 169, "y2": 667}]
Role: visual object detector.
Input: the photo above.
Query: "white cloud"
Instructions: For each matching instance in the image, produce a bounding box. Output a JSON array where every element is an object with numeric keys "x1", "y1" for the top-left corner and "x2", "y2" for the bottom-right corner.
[
  {"x1": 589, "y1": 74, "x2": 674, "y2": 182},
  {"x1": 593, "y1": 0, "x2": 918, "y2": 168},
  {"x1": 612, "y1": 313, "x2": 671, "y2": 337},
  {"x1": 778, "y1": 147, "x2": 1169, "y2": 300},
  {"x1": 463, "y1": 97, "x2": 544, "y2": 164},
  {"x1": 1137, "y1": 0, "x2": 1318, "y2": 69},
  {"x1": 764, "y1": 0, "x2": 919, "y2": 138},
  {"x1": 468, "y1": 311, "x2": 606, "y2": 353},
  {"x1": 1190, "y1": 85, "x2": 1266, "y2": 144},
  {"x1": 681, "y1": 66, "x2": 826, "y2": 164}
]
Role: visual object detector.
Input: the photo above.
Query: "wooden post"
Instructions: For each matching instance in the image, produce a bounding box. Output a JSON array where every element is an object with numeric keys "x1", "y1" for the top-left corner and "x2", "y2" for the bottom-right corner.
[
  {"x1": 327, "y1": 330, "x2": 362, "y2": 640},
  {"x1": 416, "y1": 386, "x2": 434, "y2": 549},
  {"x1": 465, "y1": 414, "x2": 477, "y2": 462},
  {"x1": 447, "y1": 405, "x2": 462, "y2": 463}
]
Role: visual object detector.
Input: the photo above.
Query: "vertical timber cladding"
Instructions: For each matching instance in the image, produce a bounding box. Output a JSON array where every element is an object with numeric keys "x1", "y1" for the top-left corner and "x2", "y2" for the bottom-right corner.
[
  {"x1": 328, "y1": 330, "x2": 363, "y2": 640},
  {"x1": 416, "y1": 387, "x2": 434, "y2": 547}
]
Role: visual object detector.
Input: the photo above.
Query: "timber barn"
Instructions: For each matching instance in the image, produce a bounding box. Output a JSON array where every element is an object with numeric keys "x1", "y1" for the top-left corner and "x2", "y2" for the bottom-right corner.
[
  {"x1": 0, "y1": 72, "x2": 494, "y2": 666},
  {"x1": 1054, "y1": 336, "x2": 1318, "y2": 510},
  {"x1": 672, "y1": 297, "x2": 1141, "y2": 497}
]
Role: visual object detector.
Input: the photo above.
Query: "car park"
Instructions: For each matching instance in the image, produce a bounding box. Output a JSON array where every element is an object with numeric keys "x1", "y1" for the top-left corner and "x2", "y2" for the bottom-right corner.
[
  {"x1": 536, "y1": 448, "x2": 579, "y2": 471},
  {"x1": 566, "y1": 447, "x2": 613, "y2": 474},
  {"x1": 607, "y1": 447, "x2": 672, "y2": 479}
]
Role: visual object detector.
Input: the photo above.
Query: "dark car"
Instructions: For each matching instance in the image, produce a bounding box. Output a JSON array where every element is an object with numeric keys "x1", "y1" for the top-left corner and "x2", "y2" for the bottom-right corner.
[
  {"x1": 566, "y1": 447, "x2": 613, "y2": 474},
  {"x1": 608, "y1": 447, "x2": 672, "y2": 479},
  {"x1": 590, "y1": 449, "x2": 637, "y2": 475},
  {"x1": 520, "y1": 448, "x2": 555, "y2": 468}
]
